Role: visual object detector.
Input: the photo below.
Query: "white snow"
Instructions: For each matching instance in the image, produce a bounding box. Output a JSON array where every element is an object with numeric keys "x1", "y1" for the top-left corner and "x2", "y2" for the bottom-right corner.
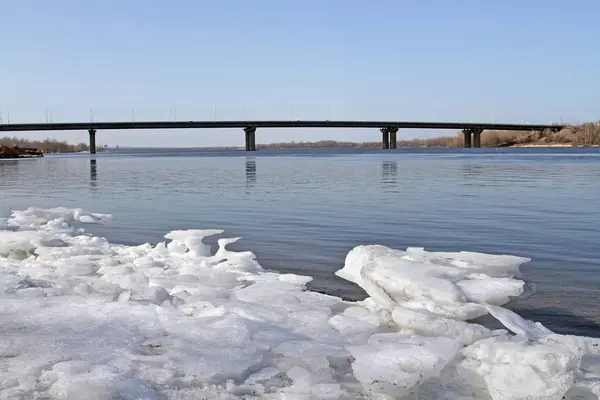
[{"x1": 0, "y1": 206, "x2": 599, "y2": 399}]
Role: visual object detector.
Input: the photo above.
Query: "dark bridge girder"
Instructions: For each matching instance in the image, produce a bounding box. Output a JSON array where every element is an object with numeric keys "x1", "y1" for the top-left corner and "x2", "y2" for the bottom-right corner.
[{"x1": 0, "y1": 120, "x2": 564, "y2": 132}]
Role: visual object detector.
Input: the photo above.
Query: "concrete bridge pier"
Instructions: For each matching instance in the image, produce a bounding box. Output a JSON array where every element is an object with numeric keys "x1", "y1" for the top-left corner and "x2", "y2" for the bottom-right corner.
[
  {"x1": 244, "y1": 126, "x2": 256, "y2": 151},
  {"x1": 473, "y1": 129, "x2": 483, "y2": 148},
  {"x1": 462, "y1": 129, "x2": 472, "y2": 148},
  {"x1": 380, "y1": 128, "x2": 390, "y2": 149},
  {"x1": 88, "y1": 129, "x2": 97, "y2": 154},
  {"x1": 380, "y1": 127, "x2": 399, "y2": 149},
  {"x1": 462, "y1": 128, "x2": 484, "y2": 148},
  {"x1": 388, "y1": 127, "x2": 399, "y2": 149}
]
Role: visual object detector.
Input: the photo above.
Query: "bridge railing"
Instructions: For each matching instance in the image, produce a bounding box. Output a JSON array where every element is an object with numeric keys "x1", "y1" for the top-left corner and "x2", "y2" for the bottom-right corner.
[{"x1": 0, "y1": 107, "x2": 567, "y2": 126}]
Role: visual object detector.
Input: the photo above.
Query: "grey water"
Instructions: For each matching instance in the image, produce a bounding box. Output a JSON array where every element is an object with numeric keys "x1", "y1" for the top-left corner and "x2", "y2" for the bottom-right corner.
[{"x1": 1, "y1": 147, "x2": 599, "y2": 337}]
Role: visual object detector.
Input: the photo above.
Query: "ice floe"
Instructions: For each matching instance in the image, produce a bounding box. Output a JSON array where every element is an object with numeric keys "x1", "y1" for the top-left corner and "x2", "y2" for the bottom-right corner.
[{"x1": 0, "y1": 206, "x2": 598, "y2": 399}]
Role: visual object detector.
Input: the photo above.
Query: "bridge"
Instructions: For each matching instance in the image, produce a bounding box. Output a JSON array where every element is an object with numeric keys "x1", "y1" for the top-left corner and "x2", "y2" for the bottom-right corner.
[{"x1": 0, "y1": 120, "x2": 564, "y2": 153}]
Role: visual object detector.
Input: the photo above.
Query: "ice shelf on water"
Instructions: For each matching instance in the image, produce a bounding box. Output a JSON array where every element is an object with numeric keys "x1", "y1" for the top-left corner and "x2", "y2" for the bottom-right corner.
[{"x1": 0, "y1": 206, "x2": 599, "y2": 400}]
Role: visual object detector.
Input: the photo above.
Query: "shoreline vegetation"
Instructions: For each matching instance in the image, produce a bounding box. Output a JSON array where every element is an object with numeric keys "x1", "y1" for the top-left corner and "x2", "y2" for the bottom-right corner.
[
  {"x1": 253, "y1": 122, "x2": 600, "y2": 149},
  {"x1": 0, "y1": 145, "x2": 44, "y2": 158},
  {"x1": 0, "y1": 137, "x2": 90, "y2": 158},
  {"x1": 1, "y1": 123, "x2": 599, "y2": 156}
]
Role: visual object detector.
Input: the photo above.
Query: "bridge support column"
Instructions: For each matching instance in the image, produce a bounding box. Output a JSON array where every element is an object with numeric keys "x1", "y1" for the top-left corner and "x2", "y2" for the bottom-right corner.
[
  {"x1": 88, "y1": 129, "x2": 97, "y2": 154},
  {"x1": 473, "y1": 129, "x2": 483, "y2": 148},
  {"x1": 462, "y1": 129, "x2": 472, "y2": 148},
  {"x1": 244, "y1": 126, "x2": 256, "y2": 151},
  {"x1": 388, "y1": 128, "x2": 398, "y2": 149},
  {"x1": 462, "y1": 128, "x2": 483, "y2": 148},
  {"x1": 380, "y1": 128, "x2": 390, "y2": 149}
]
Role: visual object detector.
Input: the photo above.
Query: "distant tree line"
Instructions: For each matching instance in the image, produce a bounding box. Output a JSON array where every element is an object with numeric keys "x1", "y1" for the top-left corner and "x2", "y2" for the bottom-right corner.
[
  {"x1": 258, "y1": 140, "x2": 380, "y2": 149},
  {"x1": 0, "y1": 136, "x2": 90, "y2": 153}
]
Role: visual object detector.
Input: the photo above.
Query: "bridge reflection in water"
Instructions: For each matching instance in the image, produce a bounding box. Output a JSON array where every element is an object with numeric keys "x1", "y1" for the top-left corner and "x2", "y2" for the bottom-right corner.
[
  {"x1": 90, "y1": 159, "x2": 97, "y2": 188},
  {"x1": 381, "y1": 160, "x2": 398, "y2": 192},
  {"x1": 245, "y1": 157, "x2": 256, "y2": 187}
]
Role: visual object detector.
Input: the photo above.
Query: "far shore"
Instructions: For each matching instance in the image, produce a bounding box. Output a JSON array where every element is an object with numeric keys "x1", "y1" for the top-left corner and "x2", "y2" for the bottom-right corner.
[
  {"x1": 98, "y1": 142, "x2": 599, "y2": 151},
  {"x1": 510, "y1": 143, "x2": 599, "y2": 148}
]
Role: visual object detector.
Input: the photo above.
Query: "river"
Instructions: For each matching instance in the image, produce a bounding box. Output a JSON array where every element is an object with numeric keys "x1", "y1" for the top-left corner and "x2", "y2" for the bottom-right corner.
[{"x1": 1, "y1": 147, "x2": 599, "y2": 336}]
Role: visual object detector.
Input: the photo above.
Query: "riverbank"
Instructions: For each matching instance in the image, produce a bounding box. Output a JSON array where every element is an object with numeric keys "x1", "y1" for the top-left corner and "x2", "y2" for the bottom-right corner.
[
  {"x1": 0, "y1": 145, "x2": 44, "y2": 158},
  {"x1": 511, "y1": 143, "x2": 600, "y2": 148},
  {"x1": 235, "y1": 122, "x2": 600, "y2": 149},
  {"x1": 255, "y1": 122, "x2": 600, "y2": 149},
  {"x1": 0, "y1": 137, "x2": 90, "y2": 154},
  {"x1": 395, "y1": 122, "x2": 600, "y2": 148}
]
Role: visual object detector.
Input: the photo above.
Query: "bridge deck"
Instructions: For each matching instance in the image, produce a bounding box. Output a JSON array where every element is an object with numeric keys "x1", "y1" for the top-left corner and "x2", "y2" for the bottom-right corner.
[{"x1": 0, "y1": 120, "x2": 563, "y2": 132}]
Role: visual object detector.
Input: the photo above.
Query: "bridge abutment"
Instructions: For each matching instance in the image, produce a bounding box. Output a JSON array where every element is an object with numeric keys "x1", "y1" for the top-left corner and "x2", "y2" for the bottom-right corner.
[
  {"x1": 244, "y1": 126, "x2": 256, "y2": 151},
  {"x1": 88, "y1": 129, "x2": 97, "y2": 154}
]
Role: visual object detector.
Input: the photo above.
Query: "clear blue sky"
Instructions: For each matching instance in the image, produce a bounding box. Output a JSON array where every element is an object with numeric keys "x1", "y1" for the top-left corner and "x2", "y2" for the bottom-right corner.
[{"x1": 1, "y1": 1, "x2": 598, "y2": 147}]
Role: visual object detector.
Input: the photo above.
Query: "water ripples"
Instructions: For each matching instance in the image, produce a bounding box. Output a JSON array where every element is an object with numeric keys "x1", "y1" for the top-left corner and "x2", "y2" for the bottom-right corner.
[{"x1": 1, "y1": 148, "x2": 600, "y2": 336}]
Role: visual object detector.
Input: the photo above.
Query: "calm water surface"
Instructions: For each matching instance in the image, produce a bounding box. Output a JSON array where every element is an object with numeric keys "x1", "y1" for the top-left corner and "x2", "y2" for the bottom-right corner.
[{"x1": 1, "y1": 147, "x2": 599, "y2": 336}]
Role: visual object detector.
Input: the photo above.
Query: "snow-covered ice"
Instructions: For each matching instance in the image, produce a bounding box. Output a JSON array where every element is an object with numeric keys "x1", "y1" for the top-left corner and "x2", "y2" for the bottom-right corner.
[{"x1": 1, "y1": 206, "x2": 598, "y2": 399}]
